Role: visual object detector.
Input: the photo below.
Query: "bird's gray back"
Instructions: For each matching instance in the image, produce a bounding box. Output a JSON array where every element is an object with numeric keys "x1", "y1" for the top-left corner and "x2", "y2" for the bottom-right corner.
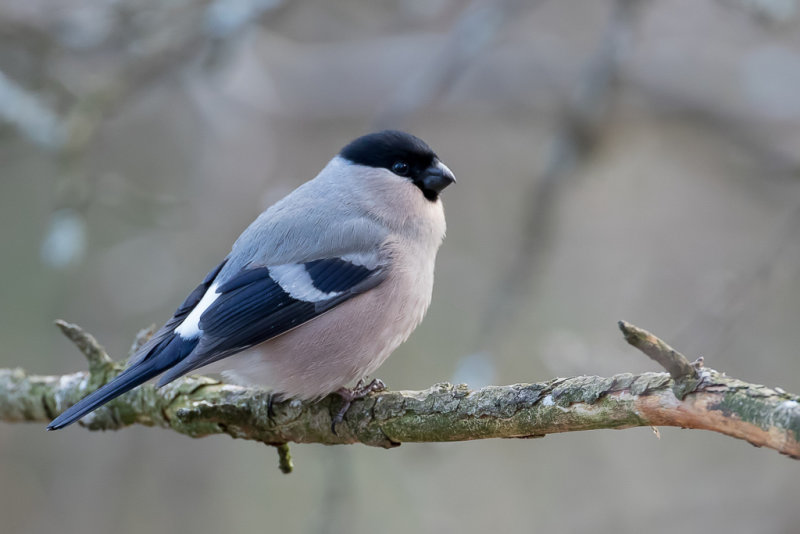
[{"x1": 217, "y1": 164, "x2": 391, "y2": 282}]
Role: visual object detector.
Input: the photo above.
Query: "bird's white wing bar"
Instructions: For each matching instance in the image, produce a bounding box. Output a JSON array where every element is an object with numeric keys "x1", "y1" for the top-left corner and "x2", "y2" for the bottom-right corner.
[
  {"x1": 268, "y1": 264, "x2": 340, "y2": 302},
  {"x1": 153, "y1": 257, "x2": 385, "y2": 386},
  {"x1": 174, "y1": 283, "x2": 221, "y2": 339}
]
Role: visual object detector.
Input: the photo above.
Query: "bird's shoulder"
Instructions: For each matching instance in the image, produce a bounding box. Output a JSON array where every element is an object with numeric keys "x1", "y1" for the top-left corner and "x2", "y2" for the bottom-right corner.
[{"x1": 224, "y1": 190, "x2": 390, "y2": 273}]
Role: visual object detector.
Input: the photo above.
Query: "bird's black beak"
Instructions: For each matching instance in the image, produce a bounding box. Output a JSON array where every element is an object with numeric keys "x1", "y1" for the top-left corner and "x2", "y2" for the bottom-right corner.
[{"x1": 420, "y1": 160, "x2": 456, "y2": 196}]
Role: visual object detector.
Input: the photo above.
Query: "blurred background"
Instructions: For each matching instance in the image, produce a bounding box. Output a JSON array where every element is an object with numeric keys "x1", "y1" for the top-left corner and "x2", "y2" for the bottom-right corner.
[{"x1": 2, "y1": 0, "x2": 800, "y2": 532}]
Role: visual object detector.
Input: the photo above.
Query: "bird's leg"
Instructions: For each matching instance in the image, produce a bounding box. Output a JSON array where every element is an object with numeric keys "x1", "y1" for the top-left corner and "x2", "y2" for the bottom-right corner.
[
  {"x1": 266, "y1": 392, "x2": 285, "y2": 425},
  {"x1": 331, "y1": 378, "x2": 386, "y2": 435},
  {"x1": 267, "y1": 393, "x2": 276, "y2": 419}
]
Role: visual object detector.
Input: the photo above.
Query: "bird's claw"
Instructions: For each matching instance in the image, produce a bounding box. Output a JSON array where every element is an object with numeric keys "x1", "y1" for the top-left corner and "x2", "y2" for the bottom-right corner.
[
  {"x1": 267, "y1": 393, "x2": 276, "y2": 419},
  {"x1": 331, "y1": 378, "x2": 386, "y2": 435}
]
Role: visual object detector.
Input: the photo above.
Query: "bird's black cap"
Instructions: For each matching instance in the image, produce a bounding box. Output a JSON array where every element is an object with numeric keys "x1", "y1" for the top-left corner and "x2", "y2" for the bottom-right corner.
[
  {"x1": 340, "y1": 130, "x2": 437, "y2": 174},
  {"x1": 340, "y1": 130, "x2": 454, "y2": 201}
]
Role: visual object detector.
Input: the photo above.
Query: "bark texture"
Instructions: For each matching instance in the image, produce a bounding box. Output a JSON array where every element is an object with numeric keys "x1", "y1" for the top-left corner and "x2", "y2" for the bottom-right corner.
[{"x1": 1, "y1": 321, "x2": 798, "y2": 463}]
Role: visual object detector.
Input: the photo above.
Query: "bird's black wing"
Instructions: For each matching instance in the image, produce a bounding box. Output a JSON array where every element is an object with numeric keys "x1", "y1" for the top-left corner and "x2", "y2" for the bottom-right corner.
[
  {"x1": 154, "y1": 257, "x2": 386, "y2": 386},
  {"x1": 47, "y1": 259, "x2": 229, "y2": 430}
]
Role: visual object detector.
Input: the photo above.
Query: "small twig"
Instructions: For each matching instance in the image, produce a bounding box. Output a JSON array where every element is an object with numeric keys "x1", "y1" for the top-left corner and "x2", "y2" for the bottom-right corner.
[
  {"x1": 276, "y1": 443, "x2": 293, "y2": 474},
  {"x1": 128, "y1": 324, "x2": 157, "y2": 358},
  {"x1": 54, "y1": 320, "x2": 113, "y2": 376},
  {"x1": 618, "y1": 320, "x2": 697, "y2": 379}
]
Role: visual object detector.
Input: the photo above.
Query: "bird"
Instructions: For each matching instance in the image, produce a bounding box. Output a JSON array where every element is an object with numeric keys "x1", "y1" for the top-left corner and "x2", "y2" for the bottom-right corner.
[{"x1": 47, "y1": 130, "x2": 455, "y2": 431}]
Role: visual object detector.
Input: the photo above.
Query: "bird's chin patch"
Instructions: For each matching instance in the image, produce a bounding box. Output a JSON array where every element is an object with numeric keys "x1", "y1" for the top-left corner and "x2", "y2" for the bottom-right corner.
[{"x1": 419, "y1": 187, "x2": 439, "y2": 202}]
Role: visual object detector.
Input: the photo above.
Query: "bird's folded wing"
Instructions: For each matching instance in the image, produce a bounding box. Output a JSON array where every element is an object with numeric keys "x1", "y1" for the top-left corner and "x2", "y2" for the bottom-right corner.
[{"x1": 154, "y1": 256, "x2": 386, "y2": 386}]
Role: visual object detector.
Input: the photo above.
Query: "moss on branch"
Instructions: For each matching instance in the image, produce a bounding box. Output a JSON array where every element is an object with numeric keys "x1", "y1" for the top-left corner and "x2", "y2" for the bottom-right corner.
[{"x1": 1, "y1": 321, "x2": 799, "y2": 466}]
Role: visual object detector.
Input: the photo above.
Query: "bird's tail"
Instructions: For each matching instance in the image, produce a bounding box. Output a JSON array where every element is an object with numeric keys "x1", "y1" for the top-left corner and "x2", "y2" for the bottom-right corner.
[{"x1": 47, "y1": 334, "x2": 198, "y2": 430}]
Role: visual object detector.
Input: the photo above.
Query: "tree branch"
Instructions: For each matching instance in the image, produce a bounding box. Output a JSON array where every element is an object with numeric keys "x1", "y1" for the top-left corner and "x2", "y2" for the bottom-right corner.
[
  {"x1": 618, "y1": 320, "x2": 698, "y2": 379},
  {"x1": 1, "y1": 322, "x2": 798, "y2": 464}
]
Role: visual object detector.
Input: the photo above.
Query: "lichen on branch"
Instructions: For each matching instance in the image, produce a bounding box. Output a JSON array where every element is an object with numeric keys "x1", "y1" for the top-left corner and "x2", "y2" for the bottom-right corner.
[{"x1": 1, "y1": 321, "x2": 799, "y2": 468}]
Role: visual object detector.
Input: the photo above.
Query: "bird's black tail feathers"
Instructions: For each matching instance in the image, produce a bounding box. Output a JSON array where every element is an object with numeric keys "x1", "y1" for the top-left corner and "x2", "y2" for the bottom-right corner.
[{"x1": 46, "y1": 334, "x2": 198, "y2": 430}]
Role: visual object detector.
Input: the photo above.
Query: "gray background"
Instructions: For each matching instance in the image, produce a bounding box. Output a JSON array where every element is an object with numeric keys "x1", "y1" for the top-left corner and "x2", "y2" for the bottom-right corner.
[{"x1": 1, "y1": 0, "x2": 799, "y2": 532}]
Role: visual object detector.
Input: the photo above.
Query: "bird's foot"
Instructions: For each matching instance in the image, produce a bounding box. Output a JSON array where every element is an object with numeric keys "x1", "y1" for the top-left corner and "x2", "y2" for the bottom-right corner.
[
  {"x1": 331, "y1": 378, "x2": 386, "y2": 435},
  {"x1": 266, "y1": 392, "x2": 285, "y2": 426}
]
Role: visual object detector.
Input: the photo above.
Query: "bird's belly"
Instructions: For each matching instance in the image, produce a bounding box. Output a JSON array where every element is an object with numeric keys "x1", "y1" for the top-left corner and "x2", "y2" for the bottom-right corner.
[{"x1": 211, "y1": 269, "x2": 433, "y2": 400}]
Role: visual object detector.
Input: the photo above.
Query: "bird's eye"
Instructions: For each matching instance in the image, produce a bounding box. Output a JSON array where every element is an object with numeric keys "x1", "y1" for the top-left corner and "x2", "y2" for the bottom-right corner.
[{"x1": 391, "y1": 161, "x2": 410, "y2": 176}]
